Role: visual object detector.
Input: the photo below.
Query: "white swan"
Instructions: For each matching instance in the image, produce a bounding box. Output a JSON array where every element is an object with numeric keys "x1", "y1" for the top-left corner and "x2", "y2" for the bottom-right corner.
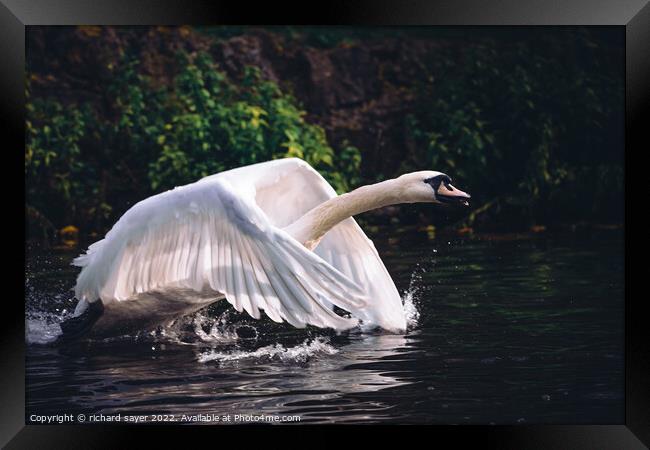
[{"x1": 64, "y1": 158, "x2": 470, "y2": 338}]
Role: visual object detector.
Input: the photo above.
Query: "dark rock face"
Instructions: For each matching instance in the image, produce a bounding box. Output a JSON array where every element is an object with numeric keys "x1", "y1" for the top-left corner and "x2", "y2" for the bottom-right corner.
[
  {"x1": 304, "y1": 45, "x2": 381, "y2": 111},
  {"x1": 214, "y1": 33, "x2": 282, "y2": 84}
]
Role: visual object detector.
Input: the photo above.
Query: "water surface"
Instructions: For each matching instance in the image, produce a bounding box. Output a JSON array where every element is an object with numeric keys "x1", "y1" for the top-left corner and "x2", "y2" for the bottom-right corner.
[{"x1": 25, "y1": 227, "x2": 624, "y2": 424}]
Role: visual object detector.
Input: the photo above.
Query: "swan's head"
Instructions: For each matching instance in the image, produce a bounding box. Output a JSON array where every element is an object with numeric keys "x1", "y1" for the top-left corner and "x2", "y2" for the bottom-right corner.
[{"x1": 396, "y1": 171, "x2": 471, "y2": 207}]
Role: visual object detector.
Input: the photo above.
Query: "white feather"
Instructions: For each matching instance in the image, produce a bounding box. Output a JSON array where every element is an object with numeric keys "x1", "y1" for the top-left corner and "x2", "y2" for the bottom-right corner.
[{"x1": 73, "y1": 162, "x2": 380, "y2": 331}]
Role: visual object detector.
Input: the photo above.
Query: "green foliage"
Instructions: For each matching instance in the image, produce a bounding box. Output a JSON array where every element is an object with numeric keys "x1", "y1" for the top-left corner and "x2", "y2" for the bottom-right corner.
[
  {"x1": 146, "y1": 58, "x2": 358, "y2": 192},
  {"x1": 403, "y1": 33, "x2": 623, "y2": 226},
  {"x1": 26, "y1": 89, "x2": 104, "y2": 225},
  {"x1": 26, "y1": 27, "x2": 622, "y2": 239},
  {"x1": 26, "y1": 50, "x2": 361, "y2": 234}
]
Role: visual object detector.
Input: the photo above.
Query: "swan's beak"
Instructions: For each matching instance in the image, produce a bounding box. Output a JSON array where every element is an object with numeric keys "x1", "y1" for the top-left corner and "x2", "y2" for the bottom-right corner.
[{"x1": 437, "y1": 183, "x2": 471, "y2": 207}]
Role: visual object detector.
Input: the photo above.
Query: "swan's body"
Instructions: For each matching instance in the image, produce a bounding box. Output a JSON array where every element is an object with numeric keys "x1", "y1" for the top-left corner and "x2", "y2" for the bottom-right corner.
[{"x1": 68, "y1": 158, "x2": 469, "y2": 338}]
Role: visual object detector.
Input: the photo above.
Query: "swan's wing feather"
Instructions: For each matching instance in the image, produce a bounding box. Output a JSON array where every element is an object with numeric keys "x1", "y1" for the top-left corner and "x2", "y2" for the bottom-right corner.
[
  {"x1": 73, "y1": 177, "x2": 367, "y2": 330},
  {"x1": 212, "y1": 158, "x2": 407, "y2": 332},
  {"x1": 315, "y1": 219, "x2": 407, "y2": 332}
]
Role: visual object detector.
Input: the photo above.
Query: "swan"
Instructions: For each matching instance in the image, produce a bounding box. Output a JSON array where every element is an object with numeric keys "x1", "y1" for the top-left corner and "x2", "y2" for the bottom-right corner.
[{"x1": 61, "y1": 158, "x2": 470, "y2": 339}]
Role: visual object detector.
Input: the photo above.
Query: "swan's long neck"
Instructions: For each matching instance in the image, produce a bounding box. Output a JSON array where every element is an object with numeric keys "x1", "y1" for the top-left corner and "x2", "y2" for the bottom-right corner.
[{"x1": 284, "y1": 179, "x2": 403, "y2": 250}]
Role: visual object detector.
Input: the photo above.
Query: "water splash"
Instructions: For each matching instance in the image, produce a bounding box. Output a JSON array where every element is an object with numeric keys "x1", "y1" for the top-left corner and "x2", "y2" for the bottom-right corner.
[
  {"x1": 198, "y1": 337, "x2": 338, "y2": 364},
  {"x1": 402, "y1": 265, "x2": 423, "y2": 328},
  {"x1": 25, "y1": 274, "x2": 74, "y2": 344},
  {"x1": 154, "y1": 308, "x2": 260, "y2": 345},
  {"x1": 26, "y1": 313, "x2": 64, "y2": 344}
]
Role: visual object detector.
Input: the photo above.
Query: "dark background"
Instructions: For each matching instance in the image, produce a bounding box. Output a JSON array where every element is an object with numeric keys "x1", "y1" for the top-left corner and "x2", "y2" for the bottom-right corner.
[{"x1": 25, "y1": 26, "x2": 624, "y2": 246}]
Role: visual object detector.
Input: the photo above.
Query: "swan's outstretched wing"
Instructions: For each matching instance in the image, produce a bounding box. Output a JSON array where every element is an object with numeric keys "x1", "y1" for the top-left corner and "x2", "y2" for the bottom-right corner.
[
  {"x1": 315, "y1": 221, "x2": 407, "y2": 332},
  {"x1": 214, "y1": 158, "x2": 407, "y2": 332},
  {"x1": 73, "y1": 177, "x2": 368, "y2": 330}
]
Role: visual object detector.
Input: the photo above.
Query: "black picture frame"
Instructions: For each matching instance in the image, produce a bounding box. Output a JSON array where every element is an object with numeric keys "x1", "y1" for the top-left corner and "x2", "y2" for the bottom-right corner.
[{"x1": 5, "y1": 0, "x2": 648, "y2": 447}]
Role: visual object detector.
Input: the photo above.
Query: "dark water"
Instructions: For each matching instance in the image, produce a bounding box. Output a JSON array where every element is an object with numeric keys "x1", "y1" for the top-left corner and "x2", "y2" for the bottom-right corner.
[{"x1": 25, "y1": 228, "x2": 624, "y2": 424}]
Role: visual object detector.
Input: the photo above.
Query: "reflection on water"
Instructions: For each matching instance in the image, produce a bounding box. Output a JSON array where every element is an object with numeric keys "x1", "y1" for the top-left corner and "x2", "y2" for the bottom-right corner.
[{"x1": 25, "y1": 228, "x2": 624, "y2": 424}]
